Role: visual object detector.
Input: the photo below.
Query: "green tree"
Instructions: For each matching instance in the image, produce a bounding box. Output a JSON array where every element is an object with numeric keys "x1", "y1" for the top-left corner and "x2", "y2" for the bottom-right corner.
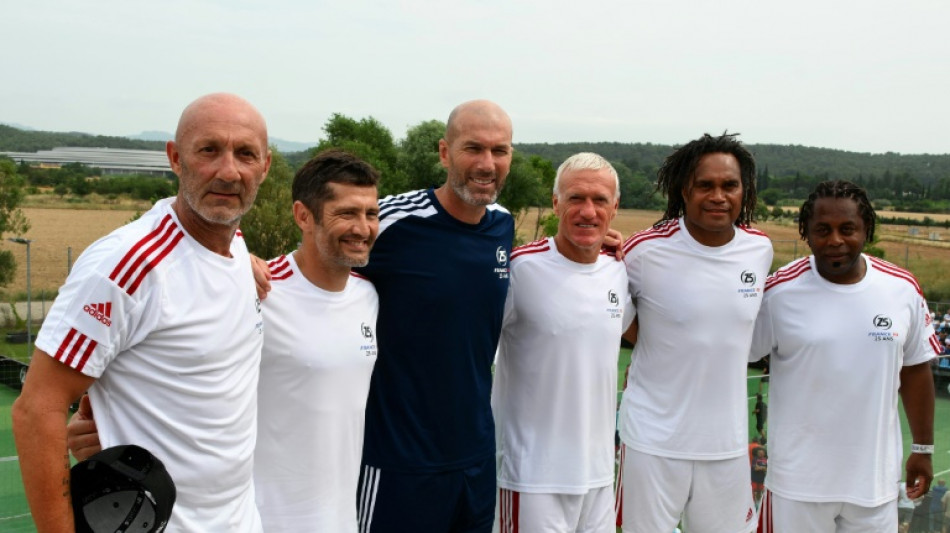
[
  {"x1": 69, "y1": 175, "x2": 92, "y2": 196},
  {"x1": 240, "y1": 150, "x2": 298, "y2": 259},
  {"x1": 759, "y1": 187, "x2": 785, "y2": 206},
  {"x1": 314, "y1": 114, "x2": 407, "y2": 197},
  {"x1": 399, "y1": 119, "x2": 446, "y2": 191},
  {"x1": 0, "y1": 158, "x2": 31, "y2": 285},
  {"x1": 615, "y1": 162, "x2": 662, "y2": 210},
  {"x1": 523, "y1": 156, "x2": 556, "y2": 242},
  {"x1": 498, "y1": 153, "x2": 547, "y2": 244}
]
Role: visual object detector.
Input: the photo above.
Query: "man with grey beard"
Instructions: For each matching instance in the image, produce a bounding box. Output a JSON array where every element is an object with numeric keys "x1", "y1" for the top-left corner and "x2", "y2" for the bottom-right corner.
[
  {"x1": 354, "y1": 100, "x2": 515, "y2": 532},
  {"x1": 14, "y1": 93, "x2": 270, "y2": 532}
]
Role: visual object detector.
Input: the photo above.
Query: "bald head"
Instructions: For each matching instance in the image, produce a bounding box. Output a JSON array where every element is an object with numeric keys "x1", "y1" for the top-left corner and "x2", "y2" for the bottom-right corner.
[
  {"x1": 175, "y1": 93, "x2": 268, "y2": 150},
  {"x1": 167, "y1": 93, "x2": 272, "y2": 247},
  {"x1": 444, "y1": 99, "x2": 512, "y2": 145}
]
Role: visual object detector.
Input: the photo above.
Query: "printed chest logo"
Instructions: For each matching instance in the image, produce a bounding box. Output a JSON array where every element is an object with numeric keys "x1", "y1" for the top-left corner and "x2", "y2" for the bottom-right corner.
[
  {"x1": 360, "y1": 322, "x2": 378, "y2": 357},
  {"x1": 606, "y1": 289, "x2": 623, "y2": 319},
  {"x1": 868, "y1": 314, "x2": 898, "y2": 342},
  {"x1": 494, "y1": 246, "x2": 510, "y2": 279},
  {"x1": 736, "y1": 269, "x2": 760, "y2": 299},
  {"x1": 83, "y1": 302, "x2": 113, "y2": 327}
]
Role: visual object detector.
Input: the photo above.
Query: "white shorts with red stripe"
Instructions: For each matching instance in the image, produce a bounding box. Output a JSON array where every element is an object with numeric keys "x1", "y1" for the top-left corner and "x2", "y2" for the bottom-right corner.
[
  {"x1": 616, "y1": 445, "x2": 756, "y2": 533},
  {"x1": 757, "y1": 490, "x2": 896, "y2": 533},
  {"x1": 495, "y1": 486, "x2": 614, "y2": 533}
]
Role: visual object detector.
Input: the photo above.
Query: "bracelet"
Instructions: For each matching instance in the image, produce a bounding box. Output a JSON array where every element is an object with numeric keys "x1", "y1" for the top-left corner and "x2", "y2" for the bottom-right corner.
[{"x1": 911, "y1": 443, "x2": 934, "y2": 454}]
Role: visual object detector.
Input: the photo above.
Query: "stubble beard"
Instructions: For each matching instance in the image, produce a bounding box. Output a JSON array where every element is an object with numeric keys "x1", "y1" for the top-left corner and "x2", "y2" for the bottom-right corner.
[
  {"x1": 178, "y1": 161, "x2": 257, "y2": 226},
  {"x1": 449, "y1": 172, "x2": 500, "y2": 207}
]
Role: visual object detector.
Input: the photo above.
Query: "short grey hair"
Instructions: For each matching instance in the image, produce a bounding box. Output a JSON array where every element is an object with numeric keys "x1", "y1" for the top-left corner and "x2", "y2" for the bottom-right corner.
[{"x1": 553, "y1": 152, "x2": 620, "y2": 199}]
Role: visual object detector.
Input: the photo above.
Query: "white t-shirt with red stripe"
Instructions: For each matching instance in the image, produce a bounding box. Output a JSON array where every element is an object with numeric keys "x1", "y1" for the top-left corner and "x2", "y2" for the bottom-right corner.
[
  {"x1": 493, "y1": 237, "x2": 634, "y2": 494},
  {"x1": 750, "y1": 254, "x2": 941, "y2": 506},
  {"x1": 254, "y1": 253, "x2": 378, "y2": 532},
  {"x1": 35, "y1": 197, "x2": 264, "y2": 532},
  {"x1": 618, "y1": 218, "x2": 773, "y2": 459}
]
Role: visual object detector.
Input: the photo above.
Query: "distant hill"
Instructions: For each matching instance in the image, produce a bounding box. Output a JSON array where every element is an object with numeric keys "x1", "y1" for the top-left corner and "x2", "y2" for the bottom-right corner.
[
  {"x1": 515, "y1": 142, "x2": 950, "y2": 184},
  {"x1": 127, "y1": 130, "x2": 172, "y2": 142},
  {"x1": 4, "y1": 124, "x2": 949, "y2": 190},
  {"x1": 126, "y1": 131, "x2": 314, "y2": 153},
  {"x1": 0, "y1": 124, "x2": 165, "y2": 152},
  {"x1": 0, "y1": 124, "x2": 314, "y2": 155}
]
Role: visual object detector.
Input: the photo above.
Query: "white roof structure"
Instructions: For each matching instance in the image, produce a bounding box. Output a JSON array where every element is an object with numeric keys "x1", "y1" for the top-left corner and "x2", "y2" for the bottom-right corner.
[{"x1": 1, "y1": 147, "x2": 171, "y2": 176}]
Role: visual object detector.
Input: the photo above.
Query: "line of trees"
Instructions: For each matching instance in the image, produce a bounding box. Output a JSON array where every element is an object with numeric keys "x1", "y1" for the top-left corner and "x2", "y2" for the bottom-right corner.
[
  {"x1": 241, "y1": 114, "x2": 670, "y2": 259},
  {"x1": 0, "y1": 159, "x2": 31, "y2": 286},
  {"x1": 5, "y1": 115, "x2": 949, "y2": 264},
  {"x1": 519, "y1": 142, "x2": 950, "y2": 213},
  {"x1": 0, "y1": 124, "x2": 165, "y2": 152},
  {"x1": 14, "y1": 161, "x2": 176, "y2": 201}
]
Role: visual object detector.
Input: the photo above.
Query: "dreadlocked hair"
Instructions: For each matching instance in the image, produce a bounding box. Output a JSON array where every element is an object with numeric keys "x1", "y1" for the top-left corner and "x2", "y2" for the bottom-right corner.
[
  {"x1": 654, "y1": 132, "x2": 757, "y2": 227},
  {"x1": 798, "y1": 180, "x2": 876, "y2": 241}
]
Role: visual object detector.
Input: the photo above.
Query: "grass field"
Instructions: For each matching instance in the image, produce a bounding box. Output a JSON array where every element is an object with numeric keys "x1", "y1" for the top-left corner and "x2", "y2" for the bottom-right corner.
[
  {"x1": 0, "y1": 386, "x2": 33, "y2": 532},
  {"x1": 1, "y1": 352, "x2": 948, "y2": 532}
]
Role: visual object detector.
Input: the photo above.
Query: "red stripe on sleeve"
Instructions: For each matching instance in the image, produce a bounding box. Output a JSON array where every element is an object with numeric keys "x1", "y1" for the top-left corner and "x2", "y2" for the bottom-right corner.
[
  {"x1": 126, "y1": 231, "x2": 185, "y2": 295},
  {"x1": 116, "y1": 223, "x2": 179, "y2": 290},
  {"x1": 109, "y1": 215, "x2": 174, "y2": 282}
]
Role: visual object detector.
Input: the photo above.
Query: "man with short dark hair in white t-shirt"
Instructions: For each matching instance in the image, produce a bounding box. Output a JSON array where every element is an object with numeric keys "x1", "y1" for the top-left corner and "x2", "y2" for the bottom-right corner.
[
  {"x1": 13, "y1": 93, "x2": 272, "y2": 532},
  {"x1": 617, "y1": 133, "x2": 772, "y2": 533},
  {"x1": 253, "y1": 149, "x2": 381, "y2": 532},
  {"x1": 493, "y1": 153, "x2": 634, "y2": 533},
  {"x1": 752, "y1": 180, "x2": 939, "y2": 533}
]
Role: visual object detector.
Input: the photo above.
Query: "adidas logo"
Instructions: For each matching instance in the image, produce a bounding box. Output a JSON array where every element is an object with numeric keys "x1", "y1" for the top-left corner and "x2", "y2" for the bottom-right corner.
[
  {"x1": 746, "y1": 507, "x2": 754, "y2": 522},
  {"x1": 83, "y1": 302, "x2": 113, "y2": 327}
]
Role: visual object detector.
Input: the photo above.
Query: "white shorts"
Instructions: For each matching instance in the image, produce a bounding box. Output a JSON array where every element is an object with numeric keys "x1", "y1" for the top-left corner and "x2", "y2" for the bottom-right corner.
[
  {"x1": 495, "y1": 485, "x2": 614, "y2": 533},
  {"x1": 757, "y1": 490, "x2": 896, "y2": 533},
  {"x1": 617, "y1": 445, "x2": 756, "y2": 533}
]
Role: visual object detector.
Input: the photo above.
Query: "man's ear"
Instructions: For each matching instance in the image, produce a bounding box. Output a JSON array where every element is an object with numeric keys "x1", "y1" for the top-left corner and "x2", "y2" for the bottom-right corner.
[{"x1": 292, "y1": 201, "x2": 313, "y2": 233}]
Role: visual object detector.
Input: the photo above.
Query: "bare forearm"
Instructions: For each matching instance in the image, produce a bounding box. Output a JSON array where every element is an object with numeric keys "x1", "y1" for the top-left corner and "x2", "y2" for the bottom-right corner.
[
  {"x1": 900, "y1": 361, "x2": 935, "y2": 497},
  {"x1": 12, "y1": 398, "x2": 75, "y2": 532},
  {"x1": 13, "y1": 350, "x2": 92, "y2": 533},
  {"x1": 900, "y1": 362, "x2": 935, "y2": 445}
]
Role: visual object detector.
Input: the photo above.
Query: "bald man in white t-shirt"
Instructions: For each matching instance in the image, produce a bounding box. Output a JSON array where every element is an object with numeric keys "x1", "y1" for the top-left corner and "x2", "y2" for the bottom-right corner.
[{"x1": 13, "y1": 93, "x2": 272, "y2": 532}]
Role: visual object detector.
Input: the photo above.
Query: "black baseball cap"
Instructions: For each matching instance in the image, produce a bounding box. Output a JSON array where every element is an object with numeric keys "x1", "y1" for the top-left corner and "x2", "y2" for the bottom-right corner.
[{"x1": 70, "y1": 444, "x2": 176, "y2": 533}]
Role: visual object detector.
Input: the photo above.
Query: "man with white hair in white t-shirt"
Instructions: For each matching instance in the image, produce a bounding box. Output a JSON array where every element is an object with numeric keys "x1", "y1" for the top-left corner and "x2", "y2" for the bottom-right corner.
[{"x1": 493, "y1": 152, "x2": 634, "y2": 533}]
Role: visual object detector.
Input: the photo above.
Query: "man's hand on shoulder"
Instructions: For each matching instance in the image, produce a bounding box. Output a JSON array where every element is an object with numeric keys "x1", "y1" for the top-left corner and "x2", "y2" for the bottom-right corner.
[
  {"x1": 250, "y1": 254, "x2": 272, "y2": 300},
  {"x1": 603, "y1": 228, "x2": 625, "y2": 261}
]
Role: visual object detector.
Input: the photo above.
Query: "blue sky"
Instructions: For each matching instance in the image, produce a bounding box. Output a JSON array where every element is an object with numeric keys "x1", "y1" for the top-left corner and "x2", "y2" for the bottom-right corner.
[{"x1": 3, "y1": 0, "x2": 948, "y2": 154}]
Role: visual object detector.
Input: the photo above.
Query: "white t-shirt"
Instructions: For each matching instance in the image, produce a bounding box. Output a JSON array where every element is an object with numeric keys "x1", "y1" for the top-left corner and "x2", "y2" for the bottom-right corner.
[
  {"x1": 619, "y1": 218, "x2": 773, "y2": 459},
  {"x1": 750, "y1": 254, "x2": 940, "y2": 506},
  {"x1": 254, "y1": 253, "x2": 378, "y2": 532},
  {"x1": 493, "y1": 237, "x2": 633, "y2": 494},
  {"x1": 35, "y1": 197, "x2": 264, "y2": 532}
]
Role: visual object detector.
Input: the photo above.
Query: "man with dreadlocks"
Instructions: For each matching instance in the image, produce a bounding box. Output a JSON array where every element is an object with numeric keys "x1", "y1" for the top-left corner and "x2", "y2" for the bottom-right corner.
[
  {"x1": 751, "y1": 180, "x2": 939, "y2": 533},
  {"x1": 616, "y1": 133, "x2": 772, "y2": 533}
]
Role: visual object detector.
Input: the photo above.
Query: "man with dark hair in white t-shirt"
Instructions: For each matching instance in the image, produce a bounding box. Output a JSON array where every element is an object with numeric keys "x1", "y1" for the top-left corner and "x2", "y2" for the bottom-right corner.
[
  {"x1": 752, "y1": 180, "x2": 938, "y2": 533},
  {"x1": 13, "y1": 93, "x2": 272, "y2": 532},
  {"x1": 254, "y1": 149, "x2": 381, "y2": 532},
  {"x1": 617, "y1": 133, "x2": 772, "y2": 533},
  {"x1": 493, "y1": 153, "x2": 634, "y2": 533}
]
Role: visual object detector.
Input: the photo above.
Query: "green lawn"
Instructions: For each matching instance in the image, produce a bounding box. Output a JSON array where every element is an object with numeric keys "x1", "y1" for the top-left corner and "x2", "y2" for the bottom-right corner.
[
  {"x1": 1, "y1": 350, "x2": 946, "y2": 533},
  {"x1": 0, "y1": 386, "x2": 33, "y2": 532}
]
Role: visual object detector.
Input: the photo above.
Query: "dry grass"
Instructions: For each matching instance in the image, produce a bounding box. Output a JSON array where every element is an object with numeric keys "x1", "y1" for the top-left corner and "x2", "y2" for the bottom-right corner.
[
  {"x1": 1, "y1": 208, "x2": 140, "y2": 295},
  {"x1": 3, "y1": 205, "x2": 949, "y2": 303},
  {"x1": 516, "y1": 208, "x2": 950, "y2": 303}
]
